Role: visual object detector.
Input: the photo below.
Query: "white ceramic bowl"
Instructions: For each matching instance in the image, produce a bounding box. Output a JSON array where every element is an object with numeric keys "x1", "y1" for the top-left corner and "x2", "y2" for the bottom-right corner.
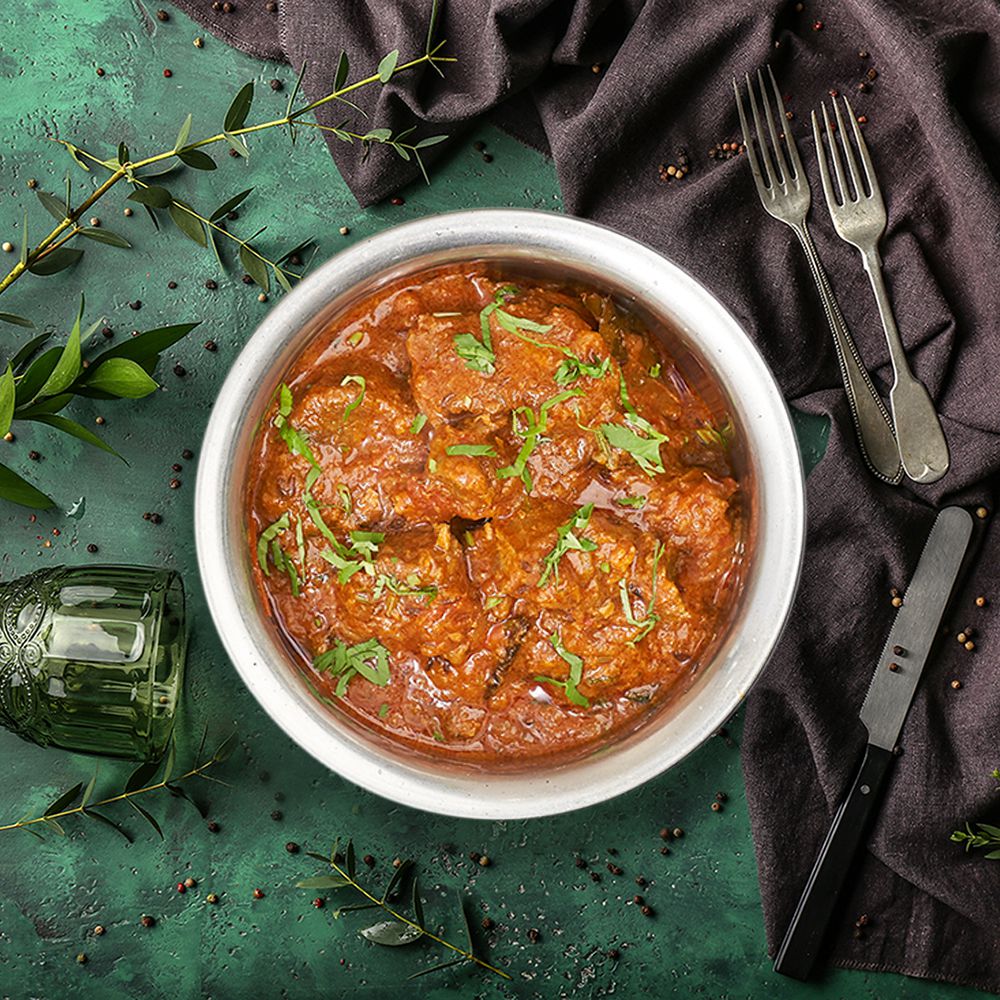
[{"x1": 196, "y1": 209, "x2": 804, "y2": 819}]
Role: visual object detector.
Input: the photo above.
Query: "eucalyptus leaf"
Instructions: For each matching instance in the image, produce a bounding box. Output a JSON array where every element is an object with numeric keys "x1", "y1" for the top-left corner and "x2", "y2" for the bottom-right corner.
[
  {"x1": 79, "y1": 227, "x2": 132, "y2": 248},
  {"x1": 16, "y1": 393, "x2": 73, "y2": 418},
  {"x1": 0, "y1": 312, "x2": 34, "y2": 328},
  {"x1": 29, "y1": 415, "x2": 124, "y2": 460},
  {"x1": 9, "y1": 332, "x2": 51, "y2": 372},
  {"x1": 81, "y1": 771, "x2": 98, "y2": 807},
  {"x1": 83, "y1": 808, "x2": 134, "y2": 843},
  {"x1": 44, "y1": 818, "x2": 66, "y2": 836},
  {"x1": 381, "y1": 858, "x2": 413, "y2": 902},
  {"x1": 28, "y1": 247, "x2": 84, "y2": 276},
  {"x1": 36, "y1": 189, "x2": 67, "y2": 221},
  {"x1": 177, "y1": 148, "x2": 217, "y2": 171},
  {"x1": 0, "y1": 366, "x2": 14, "y2": 437},
  {"x1": 224, "y1": 81, "x2": 254, "y2": 131},
  {"x1": 135, "y1": 158, "x2": 181, "y2": 179},
  {"x1": 223, "y1": 132, "x2": 249, "y2": 158},
  {"x1": 360, "y1": 919, "x2": 422, "y2": 947},
  {"x1": 274, "y1": 266, "x2": 292, "y2": 293},
  {"x1": 165, "y1": 782, "x2": 207, "y2": 817},
  {"x1": 44, "y1": 782, "x2": 83, "y2": 817},
  {"x1": 346, "y1": 839, "x2": 357, "y2": 879},
  {"x1": 14, "y1": 347, "x2": 60, "y2": 406},
  {"x1": 407, "y1": 958, "x2": 464, "y2": 980},
  {"x1": 169, "y1": 203, "x2": 208, "y2": 247},
  {"x1": 36, "y1": 298, "x2": 83, "y2": 399},
  {"x1": 84, "y1": 358, "x2": 159, "y2": 398},
  {"x1": 239, "y1": 244, "x2": 269, "y2": 291},
  {"x1": 128, "y1": 799, "x2": 163, "y2": 839},
  {"x1": 125, "y1": 759, "x2": 161, "y2": 793},
  {"x1": 415, "y1": 135, "x2": 449, "y2": 149},
  {"x1": 174, "y1": 113, "x2": 193, "y2": 151},
  {"x1": 334, "y1": 51, "x2": 349, "y2": 89},
  {"x1": 212, "y1": 732, "x2": 238, "y2": 762},
  {"x1": 295, "y1": 875, "x2": 353, "y2": 889},
  {"x1": 411, "y1": 877, "x2": 425, "y2": 926},
  {"x1": 209, "y1": 188, "x2": 253, "y2": 222},
  {"x1": 127, "y1": 185, "x2": 173, "y2": 209},
  {"x1": 93, "y1": 322, "x2": 199, "y2": 366},
  {"x1": 378, "y1": 49, "x2": 400, "y2": 83}
]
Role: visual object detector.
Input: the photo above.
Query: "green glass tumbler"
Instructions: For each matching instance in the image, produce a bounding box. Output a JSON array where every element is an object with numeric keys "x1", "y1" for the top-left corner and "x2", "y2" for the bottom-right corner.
[{"x1": 0, "y1": 565, "x2": 186, "y2": 761}]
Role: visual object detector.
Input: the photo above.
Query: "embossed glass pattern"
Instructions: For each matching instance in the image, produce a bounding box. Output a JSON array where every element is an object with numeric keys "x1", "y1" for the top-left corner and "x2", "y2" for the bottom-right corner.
[{"x1": 0, "y1": 566, "x2": 185, "y2": 760}]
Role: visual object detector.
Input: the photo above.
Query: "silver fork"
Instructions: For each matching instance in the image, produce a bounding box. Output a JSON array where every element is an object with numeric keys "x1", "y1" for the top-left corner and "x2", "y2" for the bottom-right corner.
[
  {"x1": 812, "y1": 98, "x2": 950, "y2": 484},
  {"x1": 733, "y1": 69, "x2": 902, "y2": 484}
]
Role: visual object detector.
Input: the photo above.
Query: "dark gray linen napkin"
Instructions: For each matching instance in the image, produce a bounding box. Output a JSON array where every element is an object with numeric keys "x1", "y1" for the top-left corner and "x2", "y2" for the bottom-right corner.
[{"x1": 170, "y1": 0, "x2": 1000, "y2": 990}]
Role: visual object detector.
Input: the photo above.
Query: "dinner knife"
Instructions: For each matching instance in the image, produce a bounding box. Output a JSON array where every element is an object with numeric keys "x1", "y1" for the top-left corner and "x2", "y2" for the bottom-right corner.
[{"x1": 773, "y1": 505, "x2": 974, "y2": 981}]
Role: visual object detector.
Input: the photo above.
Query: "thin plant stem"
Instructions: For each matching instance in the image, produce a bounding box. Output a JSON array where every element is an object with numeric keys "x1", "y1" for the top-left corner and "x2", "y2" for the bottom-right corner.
[
  {"x1": 0, "y1": 758, "x2": 218, "y2": 833},
  {"x1": 328, "y1": 858, "x2": 511, "y2": 980}
]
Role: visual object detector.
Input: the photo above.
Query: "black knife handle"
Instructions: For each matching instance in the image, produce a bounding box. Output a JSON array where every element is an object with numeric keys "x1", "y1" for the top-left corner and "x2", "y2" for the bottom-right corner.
[{"x1": 773, "y1": 743, "x2": 895, "y2": 980}]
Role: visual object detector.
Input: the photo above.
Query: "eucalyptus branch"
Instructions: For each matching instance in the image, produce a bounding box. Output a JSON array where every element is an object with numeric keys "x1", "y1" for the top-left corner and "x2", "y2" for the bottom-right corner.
[
  {"x1": 297, "y1": 840, "x2": 510, "y2": 981},
  {"x1": 0, "y1": 733, "x2": 236, "y2": 839},
  {"x1": 0, "y1": 41, "x2": 453, "y2": 309},
  {"x1": 951, "y1": 768, "x2": 1000, "y2": 859}
]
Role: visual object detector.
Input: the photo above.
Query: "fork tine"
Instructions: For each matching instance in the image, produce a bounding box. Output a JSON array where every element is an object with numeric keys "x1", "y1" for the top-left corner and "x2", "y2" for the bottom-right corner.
[
  {"x1": 757, "y1": 68, "x2": 790, "y2": 184},
  {"x1": 744, "y1": 73, "x2": 777, "y2": 189},
  {"x1": 843, "y1": 96, "x2": 875, "y2": 196},
  {"x1": 810, "y1": 110, "x2": 837, "y2": 210},
  {"x1": 767, "y1": 66, "x2": 801, "y2": 180},
  {"x1": 733, "y1": 77, "x2": 769, "y2": 198},
  {"x1": 831, "y1": 97, "x2": 864, "y2": 200},
  {"x1": 821, "y1": 102, "x2": 847, "y2": 205}
]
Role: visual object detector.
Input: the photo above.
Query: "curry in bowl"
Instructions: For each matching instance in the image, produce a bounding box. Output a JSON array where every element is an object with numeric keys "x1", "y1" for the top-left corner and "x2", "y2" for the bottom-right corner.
[{"x1": 246, "y1": 263, "x2": 743, "y2": 760}]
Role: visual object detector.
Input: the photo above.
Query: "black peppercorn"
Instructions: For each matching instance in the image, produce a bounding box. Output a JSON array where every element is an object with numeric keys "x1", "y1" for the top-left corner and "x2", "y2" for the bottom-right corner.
[
  {"x1": 574, "y1": 857, "x2": 587, "y2": 869},
  {"x1": 473, "y1": 140, "x2": 486, "y2": 151},
  {"x1": 167, "y1": 280, "x2": 177, "y2": 290},
  {"x1": 608, "y1": 948, "x2": 620, "y2": 960},
  {"x1": 590, "y1": 871, "x2": 601, "y2": 882},
  {"x1": 173, "y1": 363, "x2": 186, "y2": 377},
  {"x1": 528, "y1": 928, "x2": 540, "y2": 943},
  {"x1": 204, "y1": 279, "x2": 218, "y2": 290},
  {"x1": 150, "y1": 512, "x2": 163, "y2": 524},
  {"x1": 641, "y1": 904, "x2": 654, "y2": 917},
  {"x1": 285, "y1": 841, "x2": 299, "y2": 853},
  {"x1": 129, "y1": 300, "x2": 142, "y2": 310},
  {"x1": 635, "y1": 875, "x2": 646, "y2": 886},
  {"x1": 270, "y1": 809, "x2": 282, "y2": 821},
  {"x1": 660, "y1": 846, "x2": 670, "y2": 855},
  {"x1": 86, "y1": 543, "x2": 98, "y2": 553},
  {"x1": 101, "y1": 325, "x2": 114, "y2": 338},
  {"x1": 140, "y1": 915, "x2": 155, "y2": 928},
  {"x1": 203, "y1": 340, "x2": 218, "y2": 352},
  {"x1": 269, "y1": 78, "x2": 283, "y2": 91},
  {"x1": 207, "y1": 820, "x2": 219, "y2": 832},
  {"x1": 266, "y1": 0, "x2": 277, "y2": 10},
  {"x1": 658, "y1": 828, "x2": 672, "y2": 841},
  {"x1": 481, "y1": 917, "x2": 494, "y2": 930},
  {"x1": 169, "y1": 478, "x2": 181, "y2": 489},
  {"x1": 363, "y1": 853, "x2": 376, "y2": 867},
  {"x1": 172, "y1": 463, "x2": 182, "y2": 472},
  {"x1": 607, "y1": 863, "x2": 623, "y2": 876},
  {"x1": 482, "y1": 153, "x2": 493, "y2": 163},
  {"x1": 155, "y1": 8, "x2": 169, "y2": 20},
  {"x1": 632, "y1": 894, "x2": 644, "y2": 905},
  {"x1": 28, "y1": 450, "x2": 40, "y2": 461}
]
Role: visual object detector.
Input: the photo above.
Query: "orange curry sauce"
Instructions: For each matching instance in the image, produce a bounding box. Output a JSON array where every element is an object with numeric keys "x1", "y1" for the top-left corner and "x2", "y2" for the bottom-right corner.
[{"x1": 246, "y1": 264, "x2": 743, "y2": 761}]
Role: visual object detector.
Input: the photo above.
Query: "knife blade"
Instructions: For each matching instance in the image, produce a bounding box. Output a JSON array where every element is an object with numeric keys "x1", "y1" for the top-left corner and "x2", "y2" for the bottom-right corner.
[{"x1": 773, "y1": 505, "x2": 974, "y2": 982}]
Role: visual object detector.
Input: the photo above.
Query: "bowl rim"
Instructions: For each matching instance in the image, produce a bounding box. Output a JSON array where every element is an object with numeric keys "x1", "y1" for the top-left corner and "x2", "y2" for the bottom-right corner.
[{"x1": 195, "y1": 208, "x2": 805, "y2": 819}]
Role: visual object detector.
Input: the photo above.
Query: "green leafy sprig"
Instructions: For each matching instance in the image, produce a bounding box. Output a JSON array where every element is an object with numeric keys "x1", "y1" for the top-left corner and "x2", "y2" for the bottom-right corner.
[
  {"x1": 0, "y1": 732, "x2": 235, "y2": 840},
  {"x1": 600, "y1": 373, "x2": 669, "y2": 476},
  {"x1": 619, "y1": 540, "x2": 665, "y2": 644},
  {"x1": 0, "y1": 297, "x2": 197, "y2": 507},
  {"x1": 951, "y1": 769, "x2": 1000, "y2": 859},
  {"x1": 0, "y1": 33, "x2": 454, "y2": 309},
  {"x1": 296, "y1": 839, "x2": 509, "y2": 980},
  {"x1": 313, "y1": 638, "x2": 391, "y2": 697},
  {"x1": 538, "y1": 503, "x2": 597, "y2": 588},
  {"x1": 535, "y1": 631, "x2": 589, "y2": 707}
]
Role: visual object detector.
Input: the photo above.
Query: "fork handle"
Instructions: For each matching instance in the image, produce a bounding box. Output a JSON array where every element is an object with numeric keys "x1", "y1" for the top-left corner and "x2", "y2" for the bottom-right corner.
[
  {"x1": 793, "y1": 225, "x2": 902, "y2": 484},
  {"x1": 860, "y1": 247, "x2": 950, "y2": 485}
]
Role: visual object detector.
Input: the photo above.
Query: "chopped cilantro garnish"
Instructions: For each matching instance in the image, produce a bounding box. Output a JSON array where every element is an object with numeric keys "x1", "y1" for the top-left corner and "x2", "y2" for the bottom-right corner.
[
  {"x1": 256, "y1": 513, "x2": 290, "y2": 577},
  {"x1": 619, "y1": 540, "x2": 665, "y2": 643},
  {"x1": 484, "y1": 595, "x2": 505, "y2": 610},
  {"x1": 347, "y1": 330, "x2": 364, "y2": 346},
  {"x1": 340, "y1": 374, "x2": 366, "y2": 424},
  {"x1": 600, "y1": 373, "x2": 669, "y2": 476},
  {"x1": 649, "y1": 362, "x2": 662, "y2": 378},
  {"x1": 554, "y1": 354, "x2": 611, "y2": 386},
  {"x1": 695, "y1": 420, "x2": 734, "y2": 448},
  {"x1": 614, "y1": 495, "x2": 647, "y2": 509},
  {"x1": 428, "y1": 456, "x2": 438, "y2": 474},
  {"x1": 318, "y1": 529, "x2": 385, "y2": 585},
  {"x1": 446, "y1": 443, "x2": 498, "y2": 457},
  {"x1": 336, "y1": 484, "x2": 352, "y2": 515},
  {"x1": 372, "y1": 573, "x2": 438, "y2": 602},
  {"x1": 453, "y1": 331, "x2": 496, "y2": 375},
  {"x1": 538, "y1": 503, "x2": 597, "y2": 588},
  {"x1": 313, "y1": 637, "x2": 391, "y2": 697},
  {"x1": 410, "y1": 413, "x2": 428, "y2": 434},
  {"x1": 274, "y1": 382, "x2": 319, "y2": 466},
  {"x1": 378, "y1": 702, "x2": 390, "y2": 718},
  {"x1": 535, "y1": 631, "x2": 590, "y2": 707},
  {"x1": 496, "y1": 387, "x2": 584, "y2": 492}
]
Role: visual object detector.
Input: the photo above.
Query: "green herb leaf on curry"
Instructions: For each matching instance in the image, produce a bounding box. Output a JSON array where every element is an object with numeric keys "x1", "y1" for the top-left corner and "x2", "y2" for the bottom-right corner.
[
  {"x1": 538, "y1": 503, "x2": 597, "y2": 588},
  {"x1": 535, "y1": 631, "x2": 590, "y2": 707}
]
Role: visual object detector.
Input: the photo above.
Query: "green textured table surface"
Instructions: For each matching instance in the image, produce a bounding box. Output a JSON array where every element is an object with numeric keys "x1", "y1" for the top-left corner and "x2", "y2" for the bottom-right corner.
[{"x1": 0, "y1": 5, "x2": 983, "y2": 999}]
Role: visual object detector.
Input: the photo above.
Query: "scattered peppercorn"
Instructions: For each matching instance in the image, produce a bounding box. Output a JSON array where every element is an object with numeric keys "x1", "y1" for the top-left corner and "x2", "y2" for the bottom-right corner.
[
  {"x1": 632, "y1": 894, "x2": 644, "y2": 905},
  {"x1": 892, "y1": 644, "x2": 904, "y2": 656},
  {"x1": 892, "y1": 596, "x2": 903, "y2": 608},
  {"x1": 123, "y1": 206, "x2": 134, "y2": 217},
  {"x1": 473, "y1": 140, "x2": 486, "y2": 152},
  {"x1": 312, "y1": 897, "x2": 324, "y2": 908},
  {"x1": 96, "y1": 67, "x2": 105, "y2": 77},
  {"x1": 363, "y1": 853, "x2": 376, "y2": 867},
  {"x1": 184, "y1": 877, "x2": 196, "y2": 888},
  {"x1": 575, "y1": 856, "x2": 587, "y2": 868},
  {"x1": 140, "y1": 915, "x2": 155, "y2": 928},
  {"x1": 634, "y1": 875, "x2": 646, "y2": 886},
  {"x1": 270, "y1": 809, "x2": 282, "y2": 821},
  {"x1": 207, "y1": 820, "x2": 220, "y2": 832},
  {"x1": 673, "y1": 828, "x2": 684, "y2": 838},
  {"x1": 478, "y1": 855, "x2": 491, "y2": 867},
  {"x1": 606, "y1": 847, "x2": 618, "y2": 856},
  {"x1": 482, "y1": 153, "x2": 494, "y2": 163},
  {"x1": 93, "y1": 925, "x2": 105, "y2": 936},
  {"x1": 859, "y1": 49, "x2": 869, "y2": 59},
  {"x1": 205, "y1": 279, "x2": 218, "y2": 290},
  {"x1": 177, "y1": 882, "x2": 186, "y2": 894},
  {"x1": 976, "y1": 596, "x2": 987, "y2": 607},
  {"x1": 469, "y1": 851, "x2": 481, "y2": 863},
  {"x1": 155, "y1": 8, "x2": 169, "y2": 19},
  {"x1": 888, "y1": 662, "x2": 899, "y2": 672},
  {"x1": 266, "y1": 0, "x2": 278, "y2": 10},
  {"x1": 76, "y1": 953, "x2": 88, "y2": 964},
  {"x1": 528, "y1": 928, "x2": 540, "y2": 943},
  {"x1": 608, "y1": 948, "x2": 620, "y2": 960},
  {"x1": 182, "y1": 448, "x2": 194, "y2": 460},
  {"x1": 288, "y1": 253, "x2": 302, "y2": 266},
  {"x1": 194, "y1": 36, "x2": 204, "y2": 47},
  {"x1": 129, "y1": 300, "x2": 142, "y2": 310},
  {"x1": 607, "y1": 863, "x2": 624, "y2": 876},
  {"x1": 965, "y1": 640, "x2": 975, "y2": 651},
  {"x1": 339, "y1": 226, "x2": 350, "y2": 236},
  {"x1": 977, "y1": 506, "x2": 989, "y2": 519},
  {"x1": 711, "y1": 801, "x2": 722, "y2": 812},
  {"x1": 640, "y1": 904, "x2": 654, "y2": 917},
  {"x1": 269, "y1": 78, "x2": 283, "y2": 91},
  {"x1": 203, "y1": 340, "x2": 218, "y2": 352},
  {"x1": 207, "y1": 893, "x2": 219, "y2": 904},
  {"x1": 716, "y1": 791, "x2": 728, "y2": 802},
  {"x1": 167, "y1": 280, "x2": 177, "y2": 289},
  {"x1": 150, "y1": 512, "x2": 163, "y2": 524},
  {"x1": 252, "y1": 888, "x2": 264, "y2": 899},
  {"x1": 392, "y1": 857, "x2": 402, "y2": 868},
  {"x1": 658, "y1": 827, "x2": 672, "y2": 841},
  {"x1": 169, "y1": 478, "x2": 181, "y2": 489},
  {"x1": 812, "y1": 20, "x2": 823, "y2": 30},
  {"x1": 951, "y1": 679, "x2": 962, "y2": 690},
  {"x1": 223, "y1": 0, "x2": 234, "y2": 10},
  {"x1": 390, "y1": 196, "x2": 405, "y2": 206},
  {"x1": 660, "y1": 846, "x2": 670, "y2": 855},
  {"x1": 481, "y1": 917, "x2": 494, "y2": 930},
  {"x1": 856, "y1": 913, "x2": 869, "y2": 926},
  {"x1": 163, "y1": 69, "x2": 173, "y2": 78},
  {"x1": 27, "y1": 178, "x2": 37, "y2": 189},
  {"x1": 87, "y1": 543, "x2": 98, "y2": 554},
  {"x1": 173, "y1": 363, "x2": 186, "y2": 377},
  {"x1": 28, "y1": 450, "x2": 40, "y2": 461},
  {"x1": 858, "y1": 81, "x2": 870, "y2": 93}
]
